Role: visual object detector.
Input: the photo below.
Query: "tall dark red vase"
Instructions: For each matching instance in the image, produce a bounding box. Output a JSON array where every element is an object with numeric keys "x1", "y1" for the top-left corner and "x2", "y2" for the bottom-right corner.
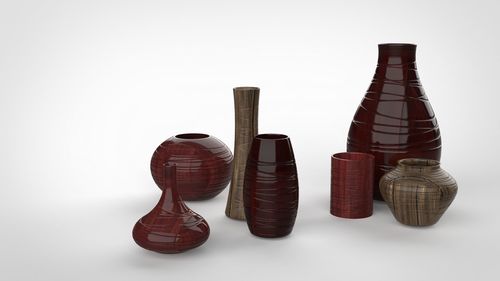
[
  {"x1": 347, "y1": 43, "x2": 442, "y2": 200},
  {"x1": 243, "y1": 134, "x2": 299, "y2": 238},
  {"x1": 133, "y1": 165, "x2": 210, "y2": 253}
]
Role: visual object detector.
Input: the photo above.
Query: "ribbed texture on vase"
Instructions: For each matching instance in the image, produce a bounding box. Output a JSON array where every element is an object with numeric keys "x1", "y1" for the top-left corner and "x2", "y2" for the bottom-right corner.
[
  {"x1": 243, "y1": 134, "x2": 298, "y2": 238},
  {"x1": 331, "y1": 152, "x2": 374, "y2": 219},
  {"x1": 226, "y1": 87, "x2": 259, "y2": 220},
  {"x1": 151, "y1": 134, "x2": 233, "y2": 201},
  {"x1": 347, "y1": 43, "x2": 441, "y2": 201},
  {"x1": 379, "y1": 158, "x2": 457, "y2": 226}
]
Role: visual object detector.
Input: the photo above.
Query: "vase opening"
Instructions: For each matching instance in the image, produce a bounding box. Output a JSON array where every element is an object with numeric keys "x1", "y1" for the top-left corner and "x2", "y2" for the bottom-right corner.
[
  {"x1": 332, "y1": 152, "x2": 374, "y2": 162},
  {"x1": 398, "y1": 158, "x2": 440, "y2": 171},
  {"x1": 256, "y1": 134, "x2": 288, "y2": 140},
  {"x1": 233, "y1": 86, "x2": 260, "y2": 92},
  {"x1": 175, "y1": 133, "x2": 209, "y2": 139},
  {"x1": 378, "y1": 43, "x2": 416, "y2": 64}
]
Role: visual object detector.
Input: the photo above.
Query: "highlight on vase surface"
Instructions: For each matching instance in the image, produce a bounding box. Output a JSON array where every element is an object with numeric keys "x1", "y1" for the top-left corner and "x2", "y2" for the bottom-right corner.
[
  {"x1": 243, "y1": 133, "x2": 299, "y2": 238},
  {"x1": 226, "y1": 86, "x2": 260, "y2": 220},
  {"x1": 133, "y1": 164, "x2": 210, "y2": 253},
  {"x1": 347, "y1": 43, "x2": 441, "y2": 201},
  {"x1": 379, "y1": 158, "x2": 457, "y2": 226},
  {"x1": 331, "y1": 152, "x2": 374, "y2": 219},
  {"x1": 151, "y1": 133, "x2": 233, "y2": 201}
]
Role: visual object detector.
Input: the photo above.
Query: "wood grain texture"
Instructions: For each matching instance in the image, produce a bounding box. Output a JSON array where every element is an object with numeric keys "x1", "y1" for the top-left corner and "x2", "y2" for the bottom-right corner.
[
  {"x1": 225, "y1": 87, "x2": 259, "y2": 220},
  {"x1": 331, "y1": 152, "x2": 374, "y2": 219},
  {"x1": 379, "y1": 158, "x2": 457, "y2": 226}
]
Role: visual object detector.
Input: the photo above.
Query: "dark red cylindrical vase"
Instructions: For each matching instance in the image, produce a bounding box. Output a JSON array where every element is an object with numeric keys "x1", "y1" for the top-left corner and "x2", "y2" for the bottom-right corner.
[
  {"x1": 243, "y1": 134, "x2": 298, "y2": 238},
  {"x1": 151, "y1": 133, "x2": 233, "y2": 201},
  {"x1": 331, "y1": 152, "x2": 374, "y2": 219},
  {"x1": 133, "y1": 165, "x2": 210, "y2": 253},
  {"x1": 347, "y1": 43, "x2": 441, "y2": 201}
]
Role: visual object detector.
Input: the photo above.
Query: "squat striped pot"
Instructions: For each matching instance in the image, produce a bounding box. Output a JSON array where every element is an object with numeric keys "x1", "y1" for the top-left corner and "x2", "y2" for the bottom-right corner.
[{"x1": 379, "y1": 158, "x2": 457, "y2": 226}]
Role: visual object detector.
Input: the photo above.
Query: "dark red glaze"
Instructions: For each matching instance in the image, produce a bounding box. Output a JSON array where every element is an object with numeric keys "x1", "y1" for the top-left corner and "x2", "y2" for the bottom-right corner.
[
  {"x1": 133, "y1": 165, "x2": 210, "y2": 253},
  {"x1": 331, "y1": 152, "x2": 374, "y2": 219},
  {"x1": 151, "y1": 133, "x2": 233, "y2": 201},
  {"x1": 347, "y1": 43, "x2": 441, "y2": 200},
  {"x1": 243, "y1": 134, "x2": 298, "y2": 238}
]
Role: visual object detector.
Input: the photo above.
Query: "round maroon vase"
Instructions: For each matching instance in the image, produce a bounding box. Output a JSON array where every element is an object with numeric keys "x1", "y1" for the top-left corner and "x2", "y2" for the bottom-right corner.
[
  {"x1": 133, "y1": 165, "x2": 210, "y2": 253},
  {"x1": 347, "y1": 43, "x2": 441, "y2": 201},
  {"x1": 243, "y1": 134, "x2": 299, "y2": 238},
  {"x1": 151, "y1": 133, "x2": 233, "y2": 201}
]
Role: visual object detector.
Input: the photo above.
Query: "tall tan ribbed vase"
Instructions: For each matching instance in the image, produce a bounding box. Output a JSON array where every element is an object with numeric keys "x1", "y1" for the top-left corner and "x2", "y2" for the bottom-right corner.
[{"x1": 225, "y1": 87, "x2": 259, "y2": 220}]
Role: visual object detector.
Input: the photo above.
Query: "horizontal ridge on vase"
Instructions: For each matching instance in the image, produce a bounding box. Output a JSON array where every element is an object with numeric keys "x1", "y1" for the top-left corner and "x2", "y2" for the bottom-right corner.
[
  {"x1": 151, "y1": 133, "x2": 233, "y2": 201},
  {"x1": 379, "y1": 158, "x2": 458, "y2": 226},
  {"x1": 133, "y1": 164, "x2": 210, "y2": 253},
  {"x1": 243, "y1": 134, "x2": 298, "y2": 238},
  {"x1": 347, "y1": 43, "x2": 442, "y2": 201}
]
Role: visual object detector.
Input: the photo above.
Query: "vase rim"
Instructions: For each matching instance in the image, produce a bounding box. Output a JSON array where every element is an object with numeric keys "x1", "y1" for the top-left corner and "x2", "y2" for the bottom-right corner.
[
  {"x1": 233, "y1": 86, "x2": 260, "y2": 91},
  {"x1": 255, "y1": 133, "x2": 289, "y2": 140},
  {"x1": 332, "y1": 152, "x2": 375, "y2": 162},
  {"x1": 398, "y1": 158, "x2": 440, "y2": 170},
  {"x1": 379, "y1": 43, "x2": 417, "y2": 47},
  {"x1": 175, "y1": 133, "x2": 209, "y2": 139}
]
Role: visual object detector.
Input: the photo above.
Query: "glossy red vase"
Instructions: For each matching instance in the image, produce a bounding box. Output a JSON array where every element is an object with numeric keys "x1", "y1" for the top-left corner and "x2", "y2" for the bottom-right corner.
[
  {"x1": 347, "y1": 43, "x2": 441, "y2": 200},
  {"x1": 133, "y1": 165, "x2": 210, "y2": 253},
  {"x1": 243, "y1": 134, "x2": 299, "y2": 238},
  {"x1": 331, "y1": 152, "x2": 374, "y2": 219},
  {"x1": 151, "y1": 133, "x2": 233, "y2": 201}
]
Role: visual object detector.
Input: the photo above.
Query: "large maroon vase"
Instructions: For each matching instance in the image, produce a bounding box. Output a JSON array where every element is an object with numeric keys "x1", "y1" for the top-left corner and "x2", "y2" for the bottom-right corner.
[
  {"x1": 243, "y1": 134, "x2": 299, "y2": 238},
  {"x1": 347, "y1": 43, "x2": 441, "y2": 200},
  {"x1": 133, "y1": 165, "x2": 210, "y2": 253},
  {"x1": 151, "y1": 133, "x2": 233, "y2": 201}
]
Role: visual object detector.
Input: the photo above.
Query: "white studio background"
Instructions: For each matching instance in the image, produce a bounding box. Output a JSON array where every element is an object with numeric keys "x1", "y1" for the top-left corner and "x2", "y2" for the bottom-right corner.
[{"x1": 1, "y1": 0, "x2": 499, "y2": 280}]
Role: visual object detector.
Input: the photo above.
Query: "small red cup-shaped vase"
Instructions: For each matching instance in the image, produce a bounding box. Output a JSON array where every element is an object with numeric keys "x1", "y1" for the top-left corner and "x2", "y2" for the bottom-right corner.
[
  {"x1": 150, "y1": 133, "x2": 233, "y2": 201},
  {"x1": 331, "y1": 152, "x2": 375, "y2": 219},
  {"x1": 243, "y1": 134, "x2": 299, "y2": 238},
  {"x1": 133, "y1": 165, "x2": 210, "y2": 253}
]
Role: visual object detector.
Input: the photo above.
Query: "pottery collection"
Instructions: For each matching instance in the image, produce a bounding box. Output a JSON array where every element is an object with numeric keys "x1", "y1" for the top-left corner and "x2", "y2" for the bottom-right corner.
[{"x1": 132, "y1": 43, "x2": 459, "y2": 254}]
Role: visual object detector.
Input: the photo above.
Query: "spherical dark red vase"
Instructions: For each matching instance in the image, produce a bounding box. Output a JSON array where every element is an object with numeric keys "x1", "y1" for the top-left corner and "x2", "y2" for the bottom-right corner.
[
  {"x1": 347, "y1": 43, "x2": 442, "y2": 201},
  {"x1": 243, "y1": 134, "x2": 299, "y2": 238},
  {"x1": 133, "y1": 165, "x2": 210, "y2": 253},
  {"x1": 151, "y1": 133, "x2": 233, "y2": 201}
]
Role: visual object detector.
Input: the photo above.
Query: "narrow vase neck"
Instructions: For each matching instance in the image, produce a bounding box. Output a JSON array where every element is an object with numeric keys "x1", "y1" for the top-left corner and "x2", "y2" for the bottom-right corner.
[
  {"x1": 378, "y1": 44, "x2": 416, "y2": 65},
  {"x1": 158, "y1": 165, "x2": 189, "y2": 213}
]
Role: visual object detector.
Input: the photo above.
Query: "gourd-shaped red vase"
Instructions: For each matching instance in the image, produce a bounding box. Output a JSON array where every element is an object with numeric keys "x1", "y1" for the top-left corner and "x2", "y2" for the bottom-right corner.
[
  {"x1": 347, "y1": 43, "x2": 441, "y2": 200},
  {"x1": 243, "y1": 134, "x2": 299, "y2": 238},
  {"x1": 133, "y1": 165, "x2": 210, "y2": 253},
  {"x1": 151, "y1": 133, "x2": 233, "y2": 201}
]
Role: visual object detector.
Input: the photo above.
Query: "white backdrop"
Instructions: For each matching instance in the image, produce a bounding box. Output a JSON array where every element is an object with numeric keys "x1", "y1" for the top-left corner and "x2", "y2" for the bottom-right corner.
[{"x1": 1, "y1": 0, "x2": 499, "y2": 280}]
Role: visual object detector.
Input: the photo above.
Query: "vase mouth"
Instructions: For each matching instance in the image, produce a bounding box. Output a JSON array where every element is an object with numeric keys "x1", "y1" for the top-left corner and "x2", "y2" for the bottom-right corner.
[
  {"x1": 256, "y1": 133, "x2": 289, "y2": 140},
  {"x1": 332, "y1": 152, "x2": 375, "y2": 162},
  {"x1": 398, "y1": 158, "x2": 440, "y2": 170},
  {"x1": 379, "y1": 43, "x2": 416, "y2": 48},
  {"x1": 233, "y1": 86, "x2": 260, "y2": 92},
  {"x1": 175, "y1": 133, "x2": 209, "y2": 139}
]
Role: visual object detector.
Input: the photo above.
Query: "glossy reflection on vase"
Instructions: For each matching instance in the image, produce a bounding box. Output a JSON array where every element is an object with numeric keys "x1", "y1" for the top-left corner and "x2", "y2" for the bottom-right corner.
[
  {"x1": 347, "y1": 43, "x2": 442, "y2": 201},
  {"x1": 226, "y1": 87, "x2": 260, "y2": 220},
  {"x1": 243, "y1": 134, "x2": 298, "y2": 238},
  {"x1": 133, "y1": 165, "x2": 210, "y2": 253},
  {"x1": 151, "y1": 133, "x2": 233, "y2": 201},
  {"x1": 380, "y1": 158, "x2": 457, "y2": 226}
]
